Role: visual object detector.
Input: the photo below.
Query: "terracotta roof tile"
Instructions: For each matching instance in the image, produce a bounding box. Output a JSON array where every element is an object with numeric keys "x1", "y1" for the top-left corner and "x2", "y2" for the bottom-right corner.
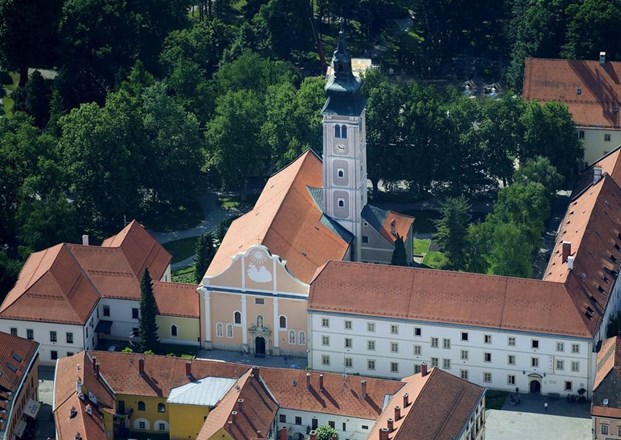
[
  {"x1": 0, "y1": 332, "x2": 38, "y2": 395},
  {"x1": 206, "y1": 151, "x2": 351, "y2": 284},
  {"x1": 260, "y1": 368, "x2": 403, "y2": 420},
  {"x1": 575, "y1": 147, "x2": 621, "y2": 194},
  {"x1": 523, "y1": 57, "x2": 621, "y2": 129},
  {"x1": 381, "y1": 211, "x2": 414, "y2": 244},
  {"x1": 595, "y1": 337, "x2": 619, "y2": 391},
  {"x1": 54, "y1": 393, "x2": 107, "y2": 440},
  {"x1": 153, "y1": 282, "x2": 199, "y2": 318},
  {"x1": 198, "y1": 368, "x2": 278, "y2": 440},
  {"x1": 309, "y1": 261, "x2": 592, "y2": 337}
]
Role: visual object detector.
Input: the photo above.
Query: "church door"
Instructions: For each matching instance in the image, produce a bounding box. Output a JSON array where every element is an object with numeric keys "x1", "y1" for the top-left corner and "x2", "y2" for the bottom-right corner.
[
  {"x1": 529, "y1": 380, "x2": 541, "y2": 394},
  {"x1": 255, "y1": 336, "x2": 266, "y2": 357}
]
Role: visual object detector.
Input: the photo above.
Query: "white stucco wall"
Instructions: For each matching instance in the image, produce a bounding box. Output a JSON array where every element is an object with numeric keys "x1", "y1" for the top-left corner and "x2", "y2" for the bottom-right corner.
[{"x1": 276, "y1": 408, "x2": 375, "y2": 440}]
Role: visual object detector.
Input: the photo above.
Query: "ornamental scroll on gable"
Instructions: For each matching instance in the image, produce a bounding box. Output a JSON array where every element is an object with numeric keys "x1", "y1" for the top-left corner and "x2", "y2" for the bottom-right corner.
[{"x1": 202, "y1": 244, "x2": 309, "y2": 297}]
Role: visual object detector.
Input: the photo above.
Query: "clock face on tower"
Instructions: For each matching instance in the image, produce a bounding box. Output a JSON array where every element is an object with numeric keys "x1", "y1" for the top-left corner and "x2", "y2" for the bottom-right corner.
[{"x1": 335, "y1": 144, "x2": 347, "y2": 154}]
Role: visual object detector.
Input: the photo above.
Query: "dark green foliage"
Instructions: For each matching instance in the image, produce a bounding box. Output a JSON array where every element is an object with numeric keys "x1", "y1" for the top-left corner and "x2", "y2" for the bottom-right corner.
[
  {"x1": 513, "y1": 156, "x2": 563, "y2": 201},
  {"x1": 563, "y1": 0, "x2": 621, "y2": 60},
  {"x1": 315, "y1": 425, "x2": 339, "y2": 440},
  {"x1": 0, "y1": 250, "x2": 20, "y2": 304},
  {"x1": 391, "y1": 235, "x2": 409, "y2": 266},
  {"x1": 11, "y1": 71, "x2": 53, "y2": 128},
  {"x1": 194, "y1": 232, "x2": 216, "y2": 283},
  {"x1": 138, "y1": 268, "x2": 159, "y2": 352},
  {"x1": 434, "y1": 196, "x2": 471, "y2": 269},
  {"x1": 607, "y1": 312, "x2": 621, "y2": 338}
]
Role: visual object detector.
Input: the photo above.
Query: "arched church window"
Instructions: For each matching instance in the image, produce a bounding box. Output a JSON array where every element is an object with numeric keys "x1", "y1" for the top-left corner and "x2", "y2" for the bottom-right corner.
[
  {"x1": 170, "y1": 325, "x2": 177, "y2": 337},
  {"x1": 226, "y1": 323, "x2": 233, "y2": 338},
  {"x1": 279, "y1": 315, "x2": 287, "y2": 329},
  {"x1": 341, "y1": 125, "x2": 348, "y2": 138},
  {"x1": 335, "y1": 125, "x2": 341, "y2": 138},
  {"x1": 289, "y1": 330, "x2": 296, "y2": 344},
  {"x1": 216, "y1": 322, "x2": 223, "y2": 337},
  {"x1": 257, "y1": 315, "x2": 264, "y2": 327},
  {"x1": 234, "y1": 311, "x2": 241, "y2": 325}
]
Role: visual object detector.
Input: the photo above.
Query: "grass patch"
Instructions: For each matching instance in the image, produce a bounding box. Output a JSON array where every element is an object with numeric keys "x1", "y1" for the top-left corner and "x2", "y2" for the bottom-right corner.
[
  {"x1": 157, "y1": 343, "x2": 198, "y2": 359},
  {"x1": 2, "y1": 95, "x2": 13, "y2": 116},
  {"x1": 163, "y1": 237, "x2": 198, "y2": 264},
  {"x1": 422, "y1": 251, "x2": 447, "y2": 269},
  {"x1": 486, "y1": 390, "x2": 509, "y2": 410},
  {"x1": 172, "y1": 264, "x2": 197, "y2": 283},
  {"x1": 140, "y1": 200, "x2": 203, "y2": 232},
  {"x1": 218, "y1": 193, "x2": 259, "y2": 210},
  {"x1": 413, "y1": 238, "x2": 430, "y2": 256}
]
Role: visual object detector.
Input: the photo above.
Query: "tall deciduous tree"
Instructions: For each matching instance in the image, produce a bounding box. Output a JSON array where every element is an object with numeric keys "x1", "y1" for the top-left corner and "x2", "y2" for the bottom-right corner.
[
  {"x1": 194, "y1": 232, "x2": 216, "y2": 283},
  {"x1": 563, "y1": 0, "x2": 621, "y2": 60},
  {"x1": 0, "y1": 250, "x2": 20, "y2": 303},
  {"x1": 434, "y1": 196, "x2": 471, "y2": 269},
  {"x1": 487, "y1": 222, "x2": 534, "y2": 278},
  {"x1": 138, "y1": 268, "x2": 159, "y2": 353},
  {"x1": 11, "y1": 70, "x2": 53, "y2": 128},
  {"x1": 513, "y1": 156, "x2": 563, "y2": 202}
]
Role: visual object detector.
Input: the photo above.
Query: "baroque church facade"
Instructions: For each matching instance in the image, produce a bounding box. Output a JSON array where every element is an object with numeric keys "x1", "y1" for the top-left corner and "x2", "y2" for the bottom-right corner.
[{"x1": 198, "y1": 28, "x2": 414, "y2": 356}]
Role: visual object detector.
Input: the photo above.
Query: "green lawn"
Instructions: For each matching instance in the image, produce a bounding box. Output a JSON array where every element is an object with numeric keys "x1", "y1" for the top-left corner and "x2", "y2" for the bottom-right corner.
[
  {"x1": 218, "y1": 193, "x2": 258, "y2": 210},
  {"x1": 172, "y1": 264, "x2": 197, "y2": 283},
  {"x1": 414, "y1": 238, "x2": 431, "y2": 256},
  {"x1": 163, "y1": 237, "x2": 198, "y2": 263},
  {"x1": 414, "y1": 238, "x2": 447, "y2": 269},
  {"x1": 485, "y1": 390, "x2": 509, "y2": 410}
]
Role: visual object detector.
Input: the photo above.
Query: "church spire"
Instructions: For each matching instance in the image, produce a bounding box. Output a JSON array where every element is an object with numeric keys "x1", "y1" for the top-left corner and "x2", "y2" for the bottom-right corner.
[{"x1": 325, "y1": 20, "x2": 361, "y2": 98}]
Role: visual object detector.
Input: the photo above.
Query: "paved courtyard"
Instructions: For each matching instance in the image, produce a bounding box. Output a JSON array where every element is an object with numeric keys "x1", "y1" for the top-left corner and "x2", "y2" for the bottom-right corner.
[{"x1": 196, "y1": 349, "x2": 308, "y2": 370}]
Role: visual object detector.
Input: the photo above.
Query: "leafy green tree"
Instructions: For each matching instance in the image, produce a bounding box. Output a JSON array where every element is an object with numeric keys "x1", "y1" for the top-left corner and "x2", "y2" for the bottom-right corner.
[
  {"x1": 391, "y1": 235, "x2": 409, "y2": 266},
  {"x1": 206, "y1": 89, "x2": 267, "y2": 199},
  {"x1": 138, "y1": 268, "x2": 159, "y2": 352},
  {"x1": 434, "y1": 196, "x2": 471, "y2": 269},
  {"x1": 464, "y1": 221, "x2": 491, "y2": 274},
  {"x1": 513, "y1": 156, "x2": 563, "y2": 201},
  {"x1": 607, "y1": 312, "x2": 621, "y2": 338},
  {"x1": 11, "y1": 70, "x2": 53, "y2": 128},
  {"x1": 194, "y1": 232, "x2": 216, "y2": 283},
  {"x1": 487, "y1": 222, "x2": 534, "y2": 278},
  {"x1": 315, "y1": 425, "x2": 339, "y2": 440},
  {"x1": 0, "y1": 250, "x2": 20, "y2": 303},
  {"x1": 0, "y1": 0, "x2": 62, "y2": 85},
  {"x1": 563, "y1": 0, "x2": 621, "y2": 60},
  {"x1": 46, "y1": 89, "x2": 65, "y2": 136}
]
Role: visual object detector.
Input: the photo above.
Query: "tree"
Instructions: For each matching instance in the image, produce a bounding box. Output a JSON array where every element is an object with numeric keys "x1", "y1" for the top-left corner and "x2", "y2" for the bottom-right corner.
[
  {"x1": 487, "y1": 222, "x2": 534, "y2": 278},
  {"x1": 315, "y1": 425, "x2": 339, "y2": 440},
  {"x1": 11, "y1": 70, "x2": 53, "y2": 128},
  {"x1": 0, "y1": 250, "x2": 20, "y2": 303},
  {"x1": 194, "y1": 232, "x2": 216, "y2": 283},
  {"x1": 563, "y1": 0, "x2": 621, "y2": 60},
  {"x1": 434, "y1": 196, "x2": 471, "y2": 269},
  {"x1": 391, "y1": 235, "x2": 409, "y2": 266},
  {"x1": 513, "y1": 156, "x2": 563, "y2": 202},
  {"x1": 138, "y1": 268, "x2": 159, "y2": 352}
]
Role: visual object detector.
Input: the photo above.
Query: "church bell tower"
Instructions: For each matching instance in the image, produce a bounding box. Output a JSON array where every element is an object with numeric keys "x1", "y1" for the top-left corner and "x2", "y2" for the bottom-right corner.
[{"x1": 321, "y1": 24, "x2": 367, "y2": 261}]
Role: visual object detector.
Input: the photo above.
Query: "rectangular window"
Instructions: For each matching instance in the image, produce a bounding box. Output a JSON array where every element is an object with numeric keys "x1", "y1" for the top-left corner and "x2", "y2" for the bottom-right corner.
[
  {"x1": 66, "y1": 332, "x2": 73, "y2": 344},
  {"x1": 507, "y1": 375, "x2": 515, "y2": 385},
  {"x1": 414, "y1": 364, "x2": 421, "y2": 374},
  {"x1": 10, "y1": 328, "x2": 17, "y2": 336},
  {"x1": 564, "y1": 381, "x2": 572, "y2": 391},
  {"x1": 461, "y1": 332, "x2": 468, "y2": 341},
  {"x1": 367, "y1": 322, "x2": 375, "y2": 332},
  {"x1": 321, "y1": 336, "x2": 330, "y2": 346},
  {"x1": 578, "y1": 130, "x2": 585, "y2": 139},
  {"x1": 571, "y1": 361, "x2": 580, "y2": 372},
  {"x1": 345, "y1": 357, "x2": 353, "y2": 368},
  {"x1": 602, "y1": 425, "x2": 609, "y2": 435},
  {"x1": 368, "y1": 360, "x2": 376, "y2": 370},
  {"x1": 605, "y1": 134, "x2": 611, "y2": 142},
  {"x1": 414, "y1": 345, "x2": 421, "y2": 355},
  {"x1": 390, "y1": 342, "x2": 399, "y2": 353},
  {"x1": 483, "y1": 372, "x2": 492, "y2": 383},
  {"x1": 51, "y1": 350, "x2": 58, "y2": 360},
  {"x1": 390, "y1": 362, "x2": 399, "y2": 373},
  {"x1": 531, "y1": 357, "x2": 539, "y2": 367},
  {"x1": 295, "y1": 416, "x2": 302, "y2": 425},
  {"x1": 158, "y1": 423, "x2": 166, "y2": 431},
  {"x1": 139, "y1": 422, "x2": 146, "y2": 430},
  {"x1": 342, "y1": 422, "x2": 346, "y2": 432},
  {"x1": 442, "y1": 338, "x2": 451, "y2": 349},
  {"x1": 255, "y1": 298, "x2": 264, "y2": 305},
  {"x1": 484, "y1": 352, "x2": 492, "y2": 362},
  {"x1": 344, "y1": 320, "x2": 352, "y2": 330},
  {"x1": 86, "y1": 327, "x2": 89, "y2": 338},
  {"x1": 571, "y1": 344, "x2": 580, "y2": 354},
  {"x1": 484, "y1": 334, "x2": 492, "y2": 344},
  {"x1": 362, "y1": 236, "x2": 369, "y2": 244},
  {"x1": 132, "y1": 308, "x2": 139, "y2": 319},
  {"x1": 508, "y1": 355, "x2": 515, "y2": 365},
  {"x1": 367, "y1": 340, "x2": 375, "y2": 351},
  {"x1": 442, "y1": 359, "x2": 451, "y2": 369},
  {"x1": 508, "y1": 337, "x2": 516, "y2": 346},
  {"x1": 362, "y1": 425, "x2": 369, "y2": 430},
  {"x1": 461, "y1": 370, "x2": 469, "y2": 380},
  {"x1": 26, "y1": 329, "x2": 33, "y2": 340},
  {"x1": 390, "y1": 324, "x2": 399, "y2": 335},
  {"x1": 431, "y1": 357, "x2": 439, "y2": 368},
  {"x1": 279, "y1": 414, "x2": 287, "y2": 423},
  {"x1": 556, "y1": 342, "x2": 565, "y2": 352},
  {"x1": 321, "y1": 355, "x2": 330, "y2": 366},
  {"x1": 344, "y1": 338, "x2": 352, "y2": 348},
  {"x1": 103, "y1": 305, "x2": 110, "y2": 317},
  {"x1": 430, "y1": 337, "x2": 439, "y2": 348},
  {"x1": 556, "y1": 360, "x2": 564, "y2": 370},
  {"x1": 618, "y1": 426, "x2": 621, "y2": 436},
  {"x1": 461, "y1": 350, "x2": 469, "y2": 360},
  {"x1": 532, "y1": 339, "x2": 539, "y2": 349},
  {"x1": 414, "y1": 327, "x2": 422, "y2": 336},
  {"x1": 321, "y1": 318, "x2": 329, "y2": 328}
]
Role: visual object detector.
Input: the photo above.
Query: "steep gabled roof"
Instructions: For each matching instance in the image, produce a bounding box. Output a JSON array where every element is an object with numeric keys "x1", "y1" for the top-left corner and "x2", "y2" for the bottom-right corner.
[
  {"x1": 523, "y1": 57, "x2": 621, "y2": 129},
  {"x1": 309, "y1": 261, "x2": 591, "y2": 338},
  {"x1": 206, "y1": 151, "x2": 351, "y2": 284},
  {"x1": 593, "y1": 337, "x2": 621, "y2": 418},
  {"x1": 362, "y1": 205, "x2": 414, "y2": 245},
  {"x1": 574, "y1": 146, "x2": 621, "y2": 194}
]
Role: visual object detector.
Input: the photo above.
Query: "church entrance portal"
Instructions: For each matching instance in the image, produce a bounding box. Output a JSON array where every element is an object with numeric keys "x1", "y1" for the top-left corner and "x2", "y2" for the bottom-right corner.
[
  {"x1": 255, "y1": 336, "x2": 266, "y2": 357},
  {"x1": 529, "y1": 379, "x2": 541, "y2": 394}
]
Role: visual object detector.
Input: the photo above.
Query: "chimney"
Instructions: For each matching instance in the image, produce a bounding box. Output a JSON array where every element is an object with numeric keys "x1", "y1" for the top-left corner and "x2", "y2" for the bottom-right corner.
[
  {"x1": 252, "y1": 366, "x2": 260, "y2": 378},
  {"x1": 379, "y1": 428, "x2": 390, "y2": 440},
  {"x1": 594, "y1": 166, "x2": 603, "y2": 184},
  {"x1": 82, "y1": 234, "x2": 89, "y2": 246},
  {"x1": 91, "y1": 356, "x2": 97, "y2": 369},
  {"x1": 280, "y1": 427, "x2": 287, "y2": 440},
  {"x1": 319, "y1": 374, "x2": 324, "y2": 392},
  {"x1": 387, "y1": 418, "x2": 394, "y2": 432},
  {"x1": 562, "y1": 241, "x2": 572, "y2": 263},
  {"x1": 394, "y1": 405, "x2": 401, "y2": 421},
  {"x1": 256, "y1": 431, "x2": 261, "y2": 438},
  {"x1": 309, "y1": 431, "x2": 317, "y2": 440},
  {"x1": 185, "y1": 361, "x2": 192, "y2": 378},
  {"x1": 403, "y1": 393, "x2": 410, "y2": 408},
  {"x1": 600, "y1": 51, "x2": 607, "y2": 65},
  {"x1": 94, "y1": 363, "x2": 100, "y2": 379},
  {"x1": 361, "y1": 380, "x2": 367, "y2": 399},
  {"x1": 138, "y1": 357, "x2": 145, "y2": 375},
  {"x1": 306, "y1": 372, "x2": 311, "y2": 390},
  {"x1": 237, "y1": 398, "x2": 244, "y2": 413},
  {"x1": 230, "y1": 411, "x2": 237, "y2": 423},
  {"x1": 567, "y1": 255, "x2": 575, "y2": 270},
  {"x1": 421, "y1": 362, "x2": 428, "y2": 377}
]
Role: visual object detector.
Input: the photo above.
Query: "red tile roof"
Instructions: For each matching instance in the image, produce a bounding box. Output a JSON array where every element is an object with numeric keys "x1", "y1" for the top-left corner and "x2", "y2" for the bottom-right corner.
[
  {"x1": 198, "y1": 368, "x2": 278, "y2": 440},
  {"x1": 523, "y1": 57, "x2": 621, "y2": 129},
  {"x1": 206, "y1": 151, "x2": 351, "y2": 284},
  {"x1": 574, "y1": 147, "x2": 621, "y2": 194},
  {"x1": 260, "y1": 368, "x2": 403, "y2": 420},
  {"x1": 594, "y1": 337, "x2": 619, "y2": 391},
  {"x1": 369, "y1": 368, "x2": 484, "y2": 440},
  {"x1": 153, "y1": 282, "x2": 199, "y2": 318},
  {"x1": 309, "y1": 261, "x2": 592, "y2": 337},
  {"x1": 380, "y1": 211, "x2": 414, "y2": 245}
]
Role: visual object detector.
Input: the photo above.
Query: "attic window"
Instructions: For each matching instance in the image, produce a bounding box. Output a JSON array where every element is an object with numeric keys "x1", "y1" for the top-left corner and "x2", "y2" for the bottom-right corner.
[
  {"x1": 11, "y1": 353, "x2": 21, "y2": 362},
  {"x1": 585, "y1": 311, "x2": 593, "y2": 320},
  {"x1": 576, "y1": 87, "x2": 582, "y2": 95},
  {"x1": 612, "y1": 254, "x2": 618, "y2": 263},
  {"x1": 6, "y1": 363, "x2": 17, "y2": 373},
  {"x1": 587, "y1": 306, "x2": 594, "y2": 314},
  {"x1": 615, "y1": 243, "x2": 621, "y2": 251},
  {"x1": 598, "y1": 285, "x2": 605, "y2": 293}
]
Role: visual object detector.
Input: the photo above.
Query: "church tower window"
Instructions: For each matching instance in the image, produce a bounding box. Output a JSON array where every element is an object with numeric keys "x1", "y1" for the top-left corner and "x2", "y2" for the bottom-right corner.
[
  {"x1": 335, "y1": 125, "x2": 341, "y2": 138},
  {"x1": 341, "y1": 125, "x2": 348, "y2": 138}
]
